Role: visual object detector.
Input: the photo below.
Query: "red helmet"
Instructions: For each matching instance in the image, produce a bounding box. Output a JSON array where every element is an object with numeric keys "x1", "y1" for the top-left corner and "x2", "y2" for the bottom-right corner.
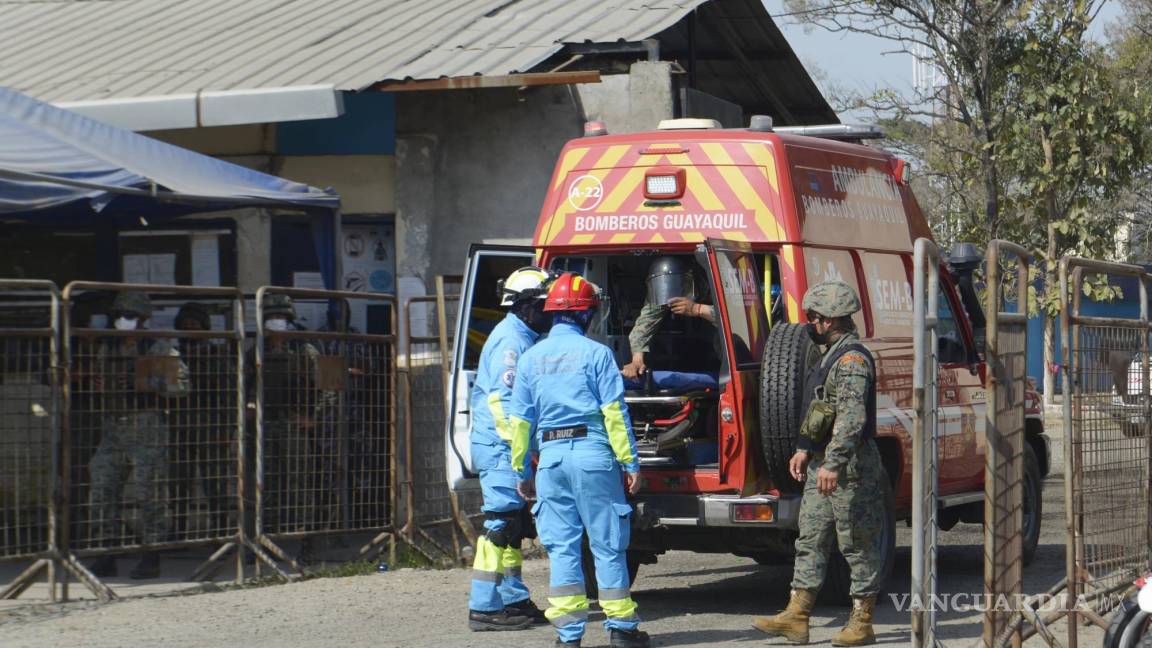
[{"x1": 543, "y1": 273, "x2": 602, "y2": 312}]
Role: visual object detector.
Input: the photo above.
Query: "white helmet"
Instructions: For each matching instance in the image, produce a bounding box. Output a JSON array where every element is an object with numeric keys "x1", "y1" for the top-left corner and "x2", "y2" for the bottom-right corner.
[{"x1": 498, "y1": 266, "x2": 552, "y2": 306}]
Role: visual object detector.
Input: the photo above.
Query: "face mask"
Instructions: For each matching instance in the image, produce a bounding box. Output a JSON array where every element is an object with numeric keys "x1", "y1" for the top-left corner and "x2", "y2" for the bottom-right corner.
[
  {"x1": 113, "y1": 317, "x2": 138, "y2": 331},
  {"x1": 265, "y1": 318, "x2": 290, "y2": 332},
  {"x1": 806, "y1": 322, "x2": 828, "y2": 346}
]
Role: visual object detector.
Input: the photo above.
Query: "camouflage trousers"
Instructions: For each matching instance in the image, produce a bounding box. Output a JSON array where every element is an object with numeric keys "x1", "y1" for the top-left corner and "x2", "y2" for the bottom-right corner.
[
  {"x1": 89, "y1": 411, "x2": 171, "y2": 545},
  {"x1": 792, "y1": 439, "x2": 885, "y2": 597}
]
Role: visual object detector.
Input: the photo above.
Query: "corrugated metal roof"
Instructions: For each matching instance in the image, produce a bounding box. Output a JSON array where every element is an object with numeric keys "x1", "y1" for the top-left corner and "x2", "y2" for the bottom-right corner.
[{"x1": 0, "y1": 0, "x2": 709, "y2": 103}]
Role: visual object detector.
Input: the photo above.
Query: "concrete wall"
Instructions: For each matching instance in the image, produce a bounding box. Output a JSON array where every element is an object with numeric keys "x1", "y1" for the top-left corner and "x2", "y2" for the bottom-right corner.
[
  {"x1": 395, "y1": 85, "x2": 583, "y2": 285},
  {"x1": 395, "y1": 62, "x2": 675, "y2": 290},
  {"x1": 576, "y1": 61, "x2": 674, "y2": 135}
]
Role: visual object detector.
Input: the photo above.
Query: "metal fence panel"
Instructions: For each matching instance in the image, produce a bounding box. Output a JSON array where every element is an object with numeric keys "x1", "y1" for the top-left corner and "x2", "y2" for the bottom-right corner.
[
  {"x1": 911, "y1": 238, "x2": 941, "y2": 648},
  {"x1": 61, "y1": 283, "x2": 245, "y2": 578},
  {"x1": 1061, "y1": 258, "x2": 1152, "y2": 648},
  {"x1": 984, "y1": 241, "x2": 1030, "y2": 647},
  {"x1": 253, "y1": 287, "x2": 398, "y2": 567}
]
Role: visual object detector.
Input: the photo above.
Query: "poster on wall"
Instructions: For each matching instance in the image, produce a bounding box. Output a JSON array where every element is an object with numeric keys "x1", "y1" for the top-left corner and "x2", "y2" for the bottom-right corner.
[{"x1": 340, "y1": 222, "x2": 395, "y2": 335}]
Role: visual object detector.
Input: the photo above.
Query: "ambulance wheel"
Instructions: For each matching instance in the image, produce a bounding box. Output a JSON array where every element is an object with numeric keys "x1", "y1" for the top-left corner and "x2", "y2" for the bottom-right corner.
[
  {"x1": 760, "y1": 323, "x2": 822, "y2": 494},
  {"x1": 819, "y1": 472, "x2": 896, "y2": 606},
  {"x1": 1021, "y1": 444, "x2": 1043, "y2": 566},
  {"x1": 580, "y1": 535, "x2": 640, "y2": 599}
]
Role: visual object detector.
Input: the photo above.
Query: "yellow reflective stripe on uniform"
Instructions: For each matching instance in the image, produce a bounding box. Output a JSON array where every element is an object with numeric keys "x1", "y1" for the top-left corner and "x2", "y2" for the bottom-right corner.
[
  {"x1": 509, "y1": 416, "x2": 532, "y2": 473},
  {"x1": 601, "y1": 401, "x2": 635, "y2": 466},
  {"x1": 546, "y1": 594, "x2": 590, "y2": 627},
  {"x1": 503, "y1": 546, "x2": 524, "y2": 569},
  {"x1": 472, "y1": 536, "x2": 504, "y2": 581},
  {"x1": 599, "y1": 594, "x2": 639, "y2": 620},
  {"x1": 487, "y1": 392, "x2": 512, "y2": 442}
]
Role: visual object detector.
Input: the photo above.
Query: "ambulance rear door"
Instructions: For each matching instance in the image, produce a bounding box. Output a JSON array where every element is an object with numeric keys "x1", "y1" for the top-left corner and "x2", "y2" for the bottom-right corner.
[
  {"x1": 701, "y1": 238, "x2": 771, "y2": 492},
  {"x1": 445, "y1": 245, "x2": 535, "y2": 491}
]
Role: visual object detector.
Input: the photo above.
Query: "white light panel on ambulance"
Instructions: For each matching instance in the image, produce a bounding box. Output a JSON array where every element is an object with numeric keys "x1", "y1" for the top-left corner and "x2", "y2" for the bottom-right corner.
[{"x1": 645, "y1": 175, "x2": 678, "y2": 196}]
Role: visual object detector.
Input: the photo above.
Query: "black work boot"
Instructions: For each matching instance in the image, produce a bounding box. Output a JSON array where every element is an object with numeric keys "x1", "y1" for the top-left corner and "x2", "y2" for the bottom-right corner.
[
  {"x1": 88, "y1": 555, "x2": 117, "y2": 578},
  {"x1": 468, "y1": 609, "x2": 533, "y2": 631},
  {"x1": 610, "y1": 628, "x2": 651, "y2": 648},
  {"x1": 505, "y1": 598, "x2": 549, "y2": 625},
  {"x1": 555, "y1": 639, "x2": 582, "y2": 647},
  {"x1": 129, "y1": 552, "x2": 161, "y2": 579}
]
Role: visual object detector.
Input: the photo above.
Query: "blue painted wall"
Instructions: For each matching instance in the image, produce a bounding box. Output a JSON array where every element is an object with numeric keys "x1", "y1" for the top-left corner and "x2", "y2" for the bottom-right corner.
[
  {"x1": 1024, "y1": 272, "x2": 1147, "y2": 393},
  {"x1": 276, "y1": 92, "x2": 396, "y2": 155}
]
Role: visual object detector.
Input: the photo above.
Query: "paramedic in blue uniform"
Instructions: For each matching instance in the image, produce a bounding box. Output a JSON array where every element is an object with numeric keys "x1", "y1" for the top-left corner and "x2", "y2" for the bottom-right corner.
[
  {"x1": 510, "y1": 273, "x2": 651, "y2": 648},
  {"x1": 467, "y1": 267, "x2": 553, "y2": 631}
]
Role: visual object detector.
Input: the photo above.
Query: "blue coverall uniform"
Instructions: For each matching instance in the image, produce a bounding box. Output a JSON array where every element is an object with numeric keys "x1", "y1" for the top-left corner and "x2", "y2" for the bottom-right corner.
[
  {"x1": 468, "y1": 313, "x2": 539, "y2": 613},
  {"x1": 510, "y1": 321, "x2": 642, "y2": 643}
]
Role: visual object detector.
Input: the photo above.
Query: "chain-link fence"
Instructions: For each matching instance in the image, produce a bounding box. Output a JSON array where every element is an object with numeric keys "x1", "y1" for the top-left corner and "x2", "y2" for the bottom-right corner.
[
  {"x1": 61, "y1": 282, "x2": 245, "y2": 587},
  {"x1": 399, "y1": 280, "x2": 478, "y2": 563},
  {"x1": 0, "y1": 281, "x2": 61, "y2": 600},
  {"x1": 253, "y1": 287, "x2": 398, "y2": 570},
  {"x1": 1060, "y1": 258, "x2": 1152, "y2": 648},
  {"x1": 983, "y1": 241, "x2": 1030, "y2": 647},
  {"x1": 911, "y1": 238, "x2": 941, "y2": 648}
]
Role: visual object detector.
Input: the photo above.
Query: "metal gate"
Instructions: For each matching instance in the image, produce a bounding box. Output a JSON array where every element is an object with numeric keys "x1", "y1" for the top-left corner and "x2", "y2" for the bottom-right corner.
[
  {"x1": 62, "y1": 282, "x2": 246, "y2": 592},
  {"x1": 984, "y1": 241, "x2": 1030, "y2": 646},
  {"x1": 911, "y1": 238, "x2": 941, "y2": 647},
  {"x1": 400, "y1": 276, "x2": 477, "y2": 564},
  {"x1": 1060, "y1": 258, "x2": 1152, "y2": 648},
  {"x1": 253, "y1": 286, "x2": 400, "y2": 575}
]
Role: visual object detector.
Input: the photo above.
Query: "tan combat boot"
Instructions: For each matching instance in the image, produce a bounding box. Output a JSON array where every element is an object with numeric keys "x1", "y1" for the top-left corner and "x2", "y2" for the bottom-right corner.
[
  {"x1": 752, "y1": 588, "x2": 817, "y2": 644},
  {"x1": 831, "y1": 596, "x2": 876, "y2": 646}
]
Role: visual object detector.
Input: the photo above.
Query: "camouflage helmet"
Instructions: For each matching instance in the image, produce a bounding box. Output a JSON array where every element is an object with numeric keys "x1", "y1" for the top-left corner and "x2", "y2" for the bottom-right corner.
[
  {"x1": 262, "y1": 293, "x2": 296, "y2": 320},
  {"x1": 802, "y1": 280, "x2": 861, "y2": 318},
  {"x1": 111, "y1": 291, "x2": 153, "y2": 318}
]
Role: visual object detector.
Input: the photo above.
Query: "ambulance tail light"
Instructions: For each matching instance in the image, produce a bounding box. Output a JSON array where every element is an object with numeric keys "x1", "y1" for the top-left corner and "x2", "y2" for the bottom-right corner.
[
  {"x1": 644, "y1": 167, "x2": 686, "y2": 200},
  {"x1": 733, "y1": 503, "x2": 775, "y2": 523},
  {"x1": 584, "y1": 120, "x2": 608, "y2": 137}
]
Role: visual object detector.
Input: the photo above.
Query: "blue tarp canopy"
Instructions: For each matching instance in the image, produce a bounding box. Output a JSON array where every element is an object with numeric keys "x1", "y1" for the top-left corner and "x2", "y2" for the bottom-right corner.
[
  {"x1": 0, "y1": 85, "x2": 340, "y2": 218},
  {"x1": 0, "y1": 85, "x2": 341, "y2": 287}
]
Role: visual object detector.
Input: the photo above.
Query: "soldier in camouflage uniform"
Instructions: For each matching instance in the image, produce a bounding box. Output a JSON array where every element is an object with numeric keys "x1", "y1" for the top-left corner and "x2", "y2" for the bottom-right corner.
[
  {"x1": 621, "y1": 256, "x2": 716, "y2": 380},
  {"x1": 753, "y1": 281, "x2": 883, "y2": 646},
  {"x1": 250, "y1": 294, "x2": 328, "y2": 561},
  {"x1": 87, "y1": 291, "x2": 189, "y2": 579}
]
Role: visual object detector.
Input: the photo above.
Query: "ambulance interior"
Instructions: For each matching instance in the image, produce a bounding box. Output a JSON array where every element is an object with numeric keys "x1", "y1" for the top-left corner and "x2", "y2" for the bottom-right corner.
[{"x1": 549, "y1": 252, "x2": 784, "y2": 468}]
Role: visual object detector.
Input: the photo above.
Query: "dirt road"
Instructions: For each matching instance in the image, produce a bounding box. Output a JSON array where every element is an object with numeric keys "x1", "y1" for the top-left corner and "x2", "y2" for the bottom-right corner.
[{"x1": 0, "y1": 467, "x2": 1104, "y2": 648}]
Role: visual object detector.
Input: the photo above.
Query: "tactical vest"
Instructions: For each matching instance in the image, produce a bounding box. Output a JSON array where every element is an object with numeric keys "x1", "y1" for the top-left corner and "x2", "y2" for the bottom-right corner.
[{"x1": 798, "y1": 341, "x2": 876, "y2": 452}]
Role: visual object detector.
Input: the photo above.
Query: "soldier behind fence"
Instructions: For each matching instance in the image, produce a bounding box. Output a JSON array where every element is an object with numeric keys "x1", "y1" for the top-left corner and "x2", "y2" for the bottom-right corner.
[
  {"x1": 249, "y1": 294, "x2": 328, "y2": 562},
  {"x1": 87, "y1": 292, "x2": 189, "y2": 579},
  {"x1": 170, "y1": 303, "x2": 233, "y2": 538}
]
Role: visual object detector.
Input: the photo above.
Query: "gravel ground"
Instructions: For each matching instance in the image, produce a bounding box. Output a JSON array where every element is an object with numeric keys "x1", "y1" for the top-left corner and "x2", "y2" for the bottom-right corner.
[{"x1": 0, "y1": 410, "x2": 1112, "y2": 646}]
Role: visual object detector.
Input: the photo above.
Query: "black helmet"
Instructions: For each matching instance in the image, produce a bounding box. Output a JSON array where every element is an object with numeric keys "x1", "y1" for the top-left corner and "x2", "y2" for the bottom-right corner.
[{"x1": 646, "y1": 256, "x2": 695, "y2": 306}]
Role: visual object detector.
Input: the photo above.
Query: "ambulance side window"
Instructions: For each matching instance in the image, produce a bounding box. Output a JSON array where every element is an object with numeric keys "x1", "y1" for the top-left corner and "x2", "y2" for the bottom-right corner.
[
  {"x1": 714, "y1": 250, "x2": 768, "y2": 369},
  {"x1": 937, "y1": 284, "x2": 967, "y2": 364},
  {"x1": 803, "y1": 248, "x2": 866, "y2": 333}
]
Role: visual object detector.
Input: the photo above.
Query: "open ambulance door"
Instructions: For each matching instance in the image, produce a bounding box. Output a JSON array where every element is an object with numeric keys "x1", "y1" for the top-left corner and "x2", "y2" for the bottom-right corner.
[
  {"x1": 700, "y1": 238, "x2": 770, "y2": 492},
  {"x1": 445, "y1": 245, "x2": 536, "y2": 491}
]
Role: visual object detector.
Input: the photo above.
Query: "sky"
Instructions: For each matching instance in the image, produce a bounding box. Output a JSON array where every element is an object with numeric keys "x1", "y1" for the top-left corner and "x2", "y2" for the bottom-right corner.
[{"x1": 761, "y1": 0, "x2": 1126, "y2": 122}]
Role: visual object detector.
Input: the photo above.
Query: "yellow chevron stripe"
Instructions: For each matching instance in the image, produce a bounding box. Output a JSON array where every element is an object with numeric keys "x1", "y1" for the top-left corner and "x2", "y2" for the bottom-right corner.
[
  {"x1": 600, "y1": 166, "x2": 647, "y2": 212},
  {"x1": 701, "y1": 144, "x2": 782, "y2": 240},
  {"x1": 743, "y1": 142, "x2": 779, "y2": 193},
  {"x1": 552, "y1": 147, "x2": 590, "y2": 190},
  {"x1": 686, "y1": 168, "x2": 725, "y2": 211},
  {"x1": 650, "y1": 232, "x2": 666, "y2": 243},
  {"x1": 721, "y1": 231, "x2": 750, "y2": 241}
]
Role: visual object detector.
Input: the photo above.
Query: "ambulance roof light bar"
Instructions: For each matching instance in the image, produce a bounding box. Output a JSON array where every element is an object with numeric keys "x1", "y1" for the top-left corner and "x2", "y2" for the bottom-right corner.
[
  {"x1": 657, "y1": 118, "x2": 721, "y2": 130},
  {"x1": 770, "y1": 123, "x2": 886, "y2": 140}
]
